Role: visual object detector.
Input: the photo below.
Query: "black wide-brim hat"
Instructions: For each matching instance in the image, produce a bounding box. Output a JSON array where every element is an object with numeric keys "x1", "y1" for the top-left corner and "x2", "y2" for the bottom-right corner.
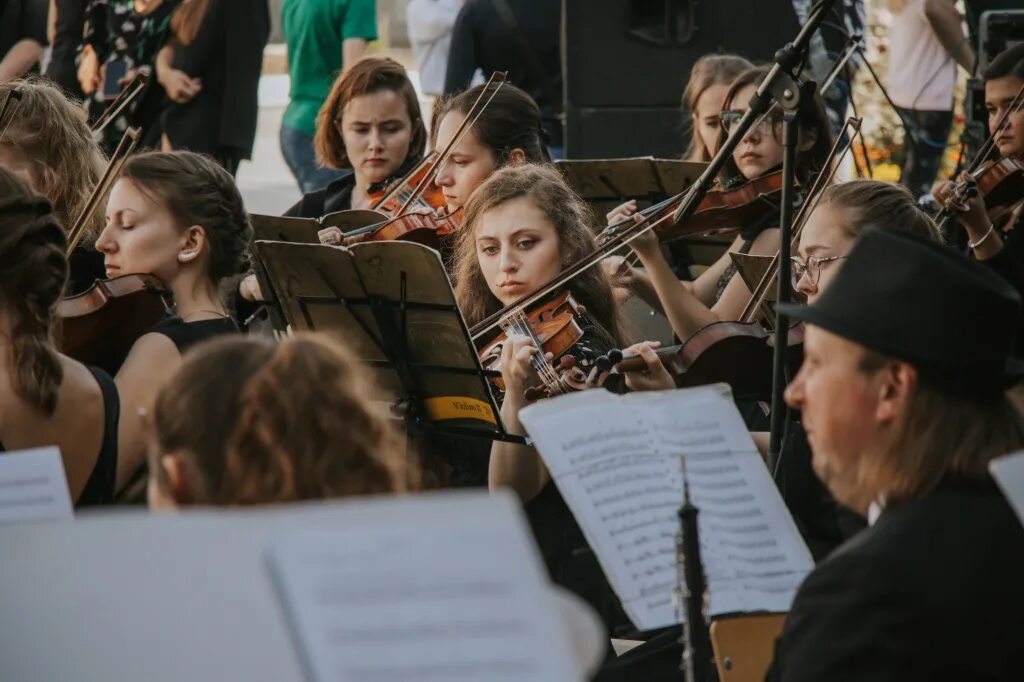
[{"x1": 778, "y1": 228, "x2": 1024, "y2": 388}]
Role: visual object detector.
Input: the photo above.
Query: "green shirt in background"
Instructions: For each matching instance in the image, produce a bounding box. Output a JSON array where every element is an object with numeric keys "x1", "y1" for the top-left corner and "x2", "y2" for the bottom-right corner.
[{"x1": 282, "y1": 0, "x2": 378, "y2": 136}]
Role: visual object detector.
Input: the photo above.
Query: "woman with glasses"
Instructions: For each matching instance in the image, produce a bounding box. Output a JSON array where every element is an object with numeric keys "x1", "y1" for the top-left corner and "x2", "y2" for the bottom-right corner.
[{"x1": 606, "y1": 65, "x2": 834, "y2": 343}]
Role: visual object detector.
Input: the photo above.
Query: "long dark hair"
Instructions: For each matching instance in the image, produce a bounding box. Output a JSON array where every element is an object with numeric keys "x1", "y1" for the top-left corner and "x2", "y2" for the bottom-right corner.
[
  {"x1": 0, "y1": 168, "x2": 68, "y2": 414},
  {"x1": 716, "y1": 66, "x2": 834, "y2": 186},
  {"x1": 433, "y1": 83, "x2": 552, "y2": 166}
]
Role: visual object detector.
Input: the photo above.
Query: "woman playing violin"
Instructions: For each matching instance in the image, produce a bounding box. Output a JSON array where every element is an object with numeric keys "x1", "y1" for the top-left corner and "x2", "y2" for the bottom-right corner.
[
  {"x1": 0, "y1": 79, "x2": 108, "y2": 294},
  {"x1": 431, "y1": 81, "x2": 552, "y2": 215},
  {"x1": 96, "y1": 150, "x2": 250, "y2": 496},
  {"x1": 934, "y1": 45, "x2": 1024, "y2": 280},
  {"x1": 285, "y1": 56, "x2": 427, "y2": 218},
  {"x1": 453, "y1": 164, "x2": 658, "y2": 633},
  {"x1": 608, "y1": 65, "x2": 834, "y2": 342},
  {"x1": 0, "y1": 168, "x2": 119, "y2": 505}
]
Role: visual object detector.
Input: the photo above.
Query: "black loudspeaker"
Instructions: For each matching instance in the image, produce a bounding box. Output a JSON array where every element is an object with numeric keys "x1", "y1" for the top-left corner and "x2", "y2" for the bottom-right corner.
[{"x1": 562, "y1": 0, "x2": 801, "y2": 159}]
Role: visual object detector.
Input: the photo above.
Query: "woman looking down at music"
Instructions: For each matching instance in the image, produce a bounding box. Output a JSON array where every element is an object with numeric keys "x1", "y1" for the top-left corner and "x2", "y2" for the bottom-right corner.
[
  {"x1": 147, "y1": 333, "x2": 415, "y2": 508},
  {"x1": 96, "y1": 150, "x2": 250, "y2": 497},
  {"x1": 431, "y1": 81, "x2": 552, "y2": 215},
  {"x1": 609, "y1": 65, "x2": 834, "y2": 342},
  {"x1": 0, "y1": 79, "x2": 108, "y2": 294},
  {"x1": 0, "y1": 169, "x2": 119, "y2": 505},
  {"x1": 285, "y1": 57, "x2": 428, "y2": 218}
]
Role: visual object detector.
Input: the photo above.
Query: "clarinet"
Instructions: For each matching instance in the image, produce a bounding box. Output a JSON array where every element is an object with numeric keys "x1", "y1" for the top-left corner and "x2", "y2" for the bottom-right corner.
[{"x1": 676, "y1": 458, "x2": 715, "y2": 682}]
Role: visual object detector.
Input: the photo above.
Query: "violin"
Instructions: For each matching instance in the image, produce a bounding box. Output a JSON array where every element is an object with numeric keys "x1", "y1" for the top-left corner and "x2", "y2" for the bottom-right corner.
[
  {"x1": 58, "y1": 273, "x2": 174, "y2": 375},
  {"x1": 341, "y1": 207, "x2": 464, "y2": 248},
  {"x1": 478, "y1": 291, "x2": 591, "y2": 399},
  {"x1": 597, "y1": 170, "x2": 785, "y2": 247},
  {"x1": 945, "y1": 154, "x2": 1024, "y2": 218},
  {"x1": 361, "y1": 153, "x2": 448, "y2": 216}
]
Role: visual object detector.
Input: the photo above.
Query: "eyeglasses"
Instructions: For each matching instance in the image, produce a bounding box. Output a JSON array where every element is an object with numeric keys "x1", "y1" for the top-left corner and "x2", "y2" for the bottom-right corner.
[
  {"x1": 720, "y1": 109, "x2": 785, "y2": 142},
  {"x1": 790, "y1": 255, "x2": 848, "y2": 289}
]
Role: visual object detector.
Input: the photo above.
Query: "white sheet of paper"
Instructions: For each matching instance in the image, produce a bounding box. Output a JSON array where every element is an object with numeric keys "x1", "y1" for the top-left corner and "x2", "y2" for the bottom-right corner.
[
  {"x1": 267, "y1": 492, "x2": 582, "y2": 682},
  {"x1": 520, "y1": 385, "x2": 813, "y2": 630},
  {"x1": 0, "y1": 447, "x2": 73, "y2": 524},
  {"x1": 991, "y1": 450, "x2": 1024, "y2": 528}
]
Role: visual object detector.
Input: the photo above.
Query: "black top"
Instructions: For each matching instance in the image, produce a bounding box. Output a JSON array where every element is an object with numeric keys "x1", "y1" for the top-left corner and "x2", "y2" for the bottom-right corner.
[
  {"x1": 147, "y1": 315, "x2": 238, "y2": 354},
  {"x1": 68, "y1": 247, "x2": 108, "y2": 296},
  {"x1": 0, "y1": 0, "x2": 46, "y2": 72},
  {"x1": 284, "y1": 171, "x2": 357, "y2": 219},
  {"x1": 0, "y1": 366, "x2": 120, "y2": 506},
  {"x1": 443, "y1": 0, "x2": 562, "y2": 147},
  {"x1": 44, "y1": 0, "x2": 87, "y2": 97},
  {"x1": 161, "y1": 0, "x2": 269, "y2": 161},
  {"x1": 767, "y1": 477, "x2": 1024, "y2": 682},
  {"x1": 977, "y1": 205, "x2": 1024, "y2": 357}
]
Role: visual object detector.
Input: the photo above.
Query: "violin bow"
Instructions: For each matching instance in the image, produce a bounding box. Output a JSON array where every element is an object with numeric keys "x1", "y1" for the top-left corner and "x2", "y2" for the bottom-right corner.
[
  {"x1": 395, "y1": 72, "x2": 508, "y2": 216},
  {"x1": 738, "y1": 117, "x2": 863, "y2": 325},
  {"x1": 66, "y1": 127, "x2": 141, "y2": 255},
  {"x1": 90, "y1": 73, "x2": 149, "y2": 135}
]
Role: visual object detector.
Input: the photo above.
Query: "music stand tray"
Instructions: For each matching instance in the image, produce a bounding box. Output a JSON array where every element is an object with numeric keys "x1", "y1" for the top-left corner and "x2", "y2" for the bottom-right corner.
[
  {"x1": 730, "y1": 251, "x2": 779, "y2": 327},
  {"x1": 555, "y1": 157, "x2": 707, "y2": 203},
  {"x1": 253, "y1": 239, "x2": 519, "y2": 443}
]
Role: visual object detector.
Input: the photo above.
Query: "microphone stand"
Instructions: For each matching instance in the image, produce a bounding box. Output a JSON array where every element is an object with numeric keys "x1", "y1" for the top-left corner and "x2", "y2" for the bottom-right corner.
[
  {"x1": 670, "y1": 0, "x2": 837, "y2": 475},
  {"x1": 676, "y1": 455, "x2": 714, "y2": 682}
]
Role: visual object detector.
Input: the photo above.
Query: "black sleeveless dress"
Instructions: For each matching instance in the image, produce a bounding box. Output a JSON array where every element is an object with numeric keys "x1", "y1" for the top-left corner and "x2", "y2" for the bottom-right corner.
[{"x1": 0, "y1": 366, "x2": 120, "y2": 506}]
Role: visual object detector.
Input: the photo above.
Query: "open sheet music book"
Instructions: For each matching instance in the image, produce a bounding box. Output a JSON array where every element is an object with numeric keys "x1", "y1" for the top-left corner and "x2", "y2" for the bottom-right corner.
[
  {"x1": 0, "y1": 446, "x2": 73, "y2": 524},
  {"x1": 991, "y1": 451, "x2": 1024, "y2": 528},
  {"x1": 519, "y1": 384, "x2": 814, "y2": 631},
  {"x1": 266, "y1": 491, "x2": 584, "y2": 682}
]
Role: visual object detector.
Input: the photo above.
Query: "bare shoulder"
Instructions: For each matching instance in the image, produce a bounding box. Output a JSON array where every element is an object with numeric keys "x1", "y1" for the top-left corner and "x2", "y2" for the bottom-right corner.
[{"x1": 118, "y1": 332, "x2": 183, "y2": 378}]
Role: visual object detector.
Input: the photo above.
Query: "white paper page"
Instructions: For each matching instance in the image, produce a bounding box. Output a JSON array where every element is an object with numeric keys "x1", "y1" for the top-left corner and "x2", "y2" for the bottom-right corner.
[
  {"x1": 0, "y1": 447, "x2": 73, "y2": 524},
  {"x1": 520, "y1": 385, "x2": 813, "y2": 630},
  {"x1": 991, "y1": 450, "x2": 1024, "y2": 528},
  {"x1": 267, "y1": 492, "x2": 581, "y2": 682}
]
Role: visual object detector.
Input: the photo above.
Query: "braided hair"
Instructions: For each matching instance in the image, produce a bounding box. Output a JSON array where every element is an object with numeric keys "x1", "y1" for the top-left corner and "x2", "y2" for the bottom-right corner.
[
  {"x1": 0, "y1": 168, "x2": 69, "y2": 414},
  {"x1": 121, "y1": 151, "x2": 252, "y2": 282}
]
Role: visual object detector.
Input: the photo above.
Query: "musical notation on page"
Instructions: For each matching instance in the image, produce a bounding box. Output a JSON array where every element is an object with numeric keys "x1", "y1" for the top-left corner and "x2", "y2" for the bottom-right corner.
[
  {"x1": 266, "y1": 492, "x2": 582, "y2": 682},
  {"x1": 520, "y1": 384, "x2": 813, "y2": 630},
  {"x1": 0, "y1": 447, "x2": 73, "y2": 524}
]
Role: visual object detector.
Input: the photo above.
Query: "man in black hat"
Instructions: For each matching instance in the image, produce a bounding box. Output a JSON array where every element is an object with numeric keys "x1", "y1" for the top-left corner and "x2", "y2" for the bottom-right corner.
[{"x1": 767, "y1": 228, "x2": 1024, "y2": 681}]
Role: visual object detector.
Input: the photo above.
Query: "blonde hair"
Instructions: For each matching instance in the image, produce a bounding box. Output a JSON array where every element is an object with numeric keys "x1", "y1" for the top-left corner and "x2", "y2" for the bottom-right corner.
[
  {"x1": 0, "y1": 79, "x2": 107, "y2": 239},
  {"x1": 454, "y1": 164, "x2": 622, "y2": 344},
  {"x1": 817, "y1": 180, "x2": 942, "y2": 242},
  {"x1": 151, "y1": 333, "x2": 416, "y2": 505},
  {"x1": 681, "y1": 54, "x2": 753, "y2": 161}
]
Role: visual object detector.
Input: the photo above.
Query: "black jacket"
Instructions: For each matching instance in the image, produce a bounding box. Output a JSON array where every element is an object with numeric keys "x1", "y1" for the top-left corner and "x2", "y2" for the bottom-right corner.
[{"x1": 767, "y1": 478, "x2": 1024, "y2": 681}]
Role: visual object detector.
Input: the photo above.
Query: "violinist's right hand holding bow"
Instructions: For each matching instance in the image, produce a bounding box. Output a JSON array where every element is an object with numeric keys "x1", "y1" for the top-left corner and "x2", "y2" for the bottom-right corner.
[
  {"x1": 934, "y1": 172, "x2": 1003, "y2": 260},
  {"x1": 601, "y1": 201, "x2": 667, "y2": 312}
]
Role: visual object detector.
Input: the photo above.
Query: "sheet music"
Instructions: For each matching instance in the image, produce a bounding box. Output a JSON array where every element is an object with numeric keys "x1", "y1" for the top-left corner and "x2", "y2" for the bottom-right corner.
[
  {"x1": 0, "y1": 447, "x2": 73, "y2": 524},
  {"x1": 266, "y1": 492, "x2": 581, "y2": 682},
  {"x1": 991, "y1": 450, "x2": 1024, "y2": 528},
  {"x1": 520, "y1": 385, "x2": 813, "y2": 630}
]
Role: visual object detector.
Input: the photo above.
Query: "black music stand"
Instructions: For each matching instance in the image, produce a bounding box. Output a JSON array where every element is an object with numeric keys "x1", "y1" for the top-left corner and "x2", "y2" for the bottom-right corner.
[
  {"x1": 252, "y1": 239, "x2": 523, "y2": 444},
  {"x1": 556, "y1": 157, "x2": 707, "y2": 220}
]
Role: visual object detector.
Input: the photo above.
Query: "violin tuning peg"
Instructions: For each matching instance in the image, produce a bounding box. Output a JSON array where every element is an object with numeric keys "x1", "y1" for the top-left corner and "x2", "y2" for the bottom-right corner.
[
  {"x1": 607, "y1": 348, "x2": 624, "y2": 364},
  {"x1": 594, "y1": 355, "x2": 613, "y2": 373}
]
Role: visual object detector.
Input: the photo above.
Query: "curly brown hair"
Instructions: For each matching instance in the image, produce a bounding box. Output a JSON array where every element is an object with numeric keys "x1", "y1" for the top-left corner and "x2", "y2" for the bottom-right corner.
[
  {"x1": 150, "y1": 333, "x2": 416, "y2": 505},
  {"x1": 0, "y1": 79, "x2": 107, "y2": 240},
  {"x1": 0, "y1": 168, "x2": 69, "y2": 414},
  {"x1": 314, "y1": 57, "x2": 427, "y2": 170},
  {"x1": 454, "y1": 164, "x2": 622, "y2": 344}
]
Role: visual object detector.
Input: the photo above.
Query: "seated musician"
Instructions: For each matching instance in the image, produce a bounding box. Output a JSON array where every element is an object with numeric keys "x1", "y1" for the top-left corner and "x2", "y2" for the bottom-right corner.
[
  {"x1": 284, "y1": 56, "x2": 428, "y2": 218},
  {"x1": 609, "y1": 65, "x2": 834, "y2": 342},
  {"x1": 453, "y1": 163, "x2": 659, "y2": 633},
  {"x1": 0, "y1": 168, "x2": 119, "y2": 505},
  {"x1": 430, "y1": 81, "x2": 553, "y2": 215},
  {"x1": 0, "y1": 79, "x2": 108, "y2": 293},
  {"x1": 147, "y1": 334, "x2": 414, "y2": 508},
  {"x1": 605, "y1": 53, "x2": 752, "y2": 306},
  {"x1": 767, "y1": 228, "x2": 1024, "y2": 681},
  {"x1": 934, "y1": 44, "x2": 1024, "y2": 307},
  {"x1": 96, "y1": 150, "x2": 250, "y2": 498}
]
